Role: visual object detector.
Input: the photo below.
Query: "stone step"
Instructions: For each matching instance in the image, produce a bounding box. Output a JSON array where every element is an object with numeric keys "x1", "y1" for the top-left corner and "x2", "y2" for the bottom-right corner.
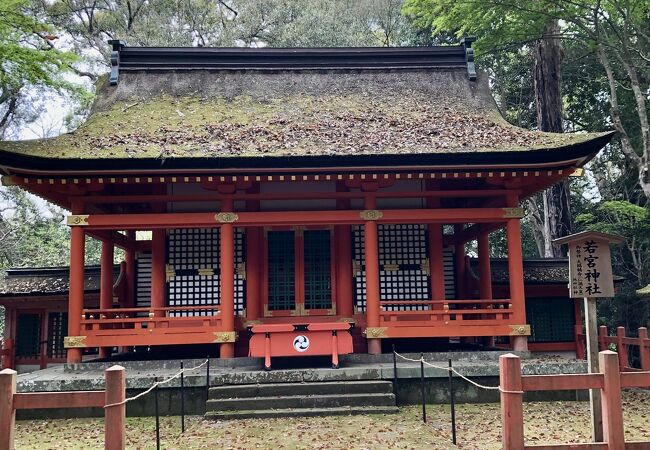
[
  {"x1": 208, "y1": 380, "x2": 393, "y2": 399},
  {"x1": 204, "y1": 405, "x2": 400, "y2": 420},
  {"x1": 206, "y1": 392, "x2": 396, "y2": 411}
]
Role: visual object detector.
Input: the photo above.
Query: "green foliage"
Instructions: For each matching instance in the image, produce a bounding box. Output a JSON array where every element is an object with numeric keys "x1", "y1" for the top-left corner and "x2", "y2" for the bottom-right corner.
[
  {"x1": 576, "y1": 201, "x2": 650, "y2": 329},
  {"x1": 0, "y1": 187, "x2": 101, "y2": 269},
  {"x1": 0, "y1": 0, "x2": 88, "y2": 135},
  {"x1": 44, "y1": 0, "x2": 422, "y2": 59}
]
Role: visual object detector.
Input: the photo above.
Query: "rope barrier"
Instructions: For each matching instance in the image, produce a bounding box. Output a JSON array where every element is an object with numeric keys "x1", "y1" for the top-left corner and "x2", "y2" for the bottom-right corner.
[
  {"x1": 104, "y1": 359, "x2": 209, "y2": 409},
  {"x1": 393, "y1": 351, "x2": 503, "y2": 392}
]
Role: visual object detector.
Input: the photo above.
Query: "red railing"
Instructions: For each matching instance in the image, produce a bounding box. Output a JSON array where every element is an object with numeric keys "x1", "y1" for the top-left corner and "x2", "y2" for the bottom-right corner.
[
  {"x1": 379, "y1": 298, "x2": 514, "y2": 324},
  {"x1": 78, "y1": 305, "x2": 226, "y2": 348},
  {"x1": 81, "y1": 305, "x2": 222, "y2": 330},
  {"x1": 598, "y1": 326, "x2": 650, "y2": 372},
  {"x1": 0, "y1": 365, "x2": 126, "y2": 450},
  {"x1": 500, "y1": 350, "x2": 650, "y2": 449}
]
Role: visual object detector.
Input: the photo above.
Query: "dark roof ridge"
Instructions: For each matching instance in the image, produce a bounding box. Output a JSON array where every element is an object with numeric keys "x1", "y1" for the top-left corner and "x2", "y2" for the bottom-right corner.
[{"x1": 108, "y1": 40, "x2": 477, "y2": 85}]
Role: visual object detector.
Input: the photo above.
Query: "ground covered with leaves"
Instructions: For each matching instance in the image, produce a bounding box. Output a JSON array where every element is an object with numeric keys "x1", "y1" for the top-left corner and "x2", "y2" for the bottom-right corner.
[{"x1": 14, "y1": 390, "x2": 650, "y2": 449}]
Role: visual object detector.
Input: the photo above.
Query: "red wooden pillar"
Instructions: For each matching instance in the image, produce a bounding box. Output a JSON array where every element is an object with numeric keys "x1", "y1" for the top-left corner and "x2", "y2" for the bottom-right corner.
[
  {"x1": 363, "y1": 194, "x2": 381, "y2": 355},
  {"x1": 335, "y1": 227, "x2": 354, "y2": 317},
  {"x1": 245, "y1": 228, "x2": 262, "y2": 322},
  {"x1": 499, "y1": 353, "x2": 524, "y2": 450},
  {"x1": 0, "y1": 368, "x2": 17, "y2": 450},
  {"x1": 425, "y1": 186, "x2": 445, "y2": 304},
  {"x1": 245, "y1": 186, "x2": 261, "y2": 323},
  {"x1": 104, "y1": 365, "x2": 126, "y2": 450},
  {"x1": 639, "y1": 327, "x2": 650, "y2": 371},
  {"x1": 220, "y1": 198, "x2": 236, "y2": 359},
  {"x1": 599, "y1": 350, "x2": 625, "y2": 448},
  {"x1": 99, "y1": 240, "x2": 114, "y2": 358},
  {"x1": 150, "y1": 229, "x2": 166, "y2": 317},
  {"x1": 616, "y1": 326, "x2": 629, "y2": 370},
  {"x1": 478, "y1": 230, "x2": 493, "y2": 300},
  {"x1": 336, "y1": 181, "x2": 354, "y2": 317},
  {"x1": 67, "y1": 204, "x2": 86, "y2": 364},
  {"x1": 506, "y1": 194, "x2": 528, "y2": 351},
  {"x1": 124, "y1": 230, "x2": 136, "y2": 308},
  {"x1": 428, "y1": 224, "x2": 446, "y2": 302}
]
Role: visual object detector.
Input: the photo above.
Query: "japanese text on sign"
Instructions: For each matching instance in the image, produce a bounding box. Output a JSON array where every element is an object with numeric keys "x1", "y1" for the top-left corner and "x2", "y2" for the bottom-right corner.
[{"x1": 569, "y1": 238, "x2": 615, "y2": 298}]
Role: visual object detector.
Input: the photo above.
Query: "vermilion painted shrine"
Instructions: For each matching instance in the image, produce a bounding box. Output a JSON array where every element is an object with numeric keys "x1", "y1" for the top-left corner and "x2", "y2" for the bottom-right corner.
[{"x1": 0, "y1": 40, "x2": 614, "y2": 369}]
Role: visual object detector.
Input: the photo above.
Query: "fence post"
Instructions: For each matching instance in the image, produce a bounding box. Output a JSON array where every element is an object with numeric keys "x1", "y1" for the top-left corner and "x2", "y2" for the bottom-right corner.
[
  {"x1": 616, "y1": 327, "x2": 628, "y2": 370},
  {"x1": 598, "y1": 325, "x2": 608, "y2": 351},
  {"x1": 499, "y1": 354, "x2": 524, "y2": 450},
  {"x1": 105, "y1": 365, "x2": 126, "y2": 450},
  {"x1": 0, "y1": 368, "x2": 17, "y2": 450},
  {"x1": 639, "y1": 327, "x2": 650, "y2": 371},
  {"x1": 599, "y1": 350, "x2": 625, "y2": 448}
]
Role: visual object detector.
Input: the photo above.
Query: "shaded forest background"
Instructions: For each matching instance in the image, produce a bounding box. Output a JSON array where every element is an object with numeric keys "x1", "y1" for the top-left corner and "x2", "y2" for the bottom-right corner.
[{"x1": 1, "y1": 0, "x2": 648, "y2": 335}]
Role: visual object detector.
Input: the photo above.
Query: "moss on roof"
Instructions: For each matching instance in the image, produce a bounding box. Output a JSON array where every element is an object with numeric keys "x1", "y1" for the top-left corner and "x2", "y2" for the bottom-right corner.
[
  {"x1": 1, "y1": 69, "x2": 609, "y2": 160},
  {"x1": 0, "y1": 266, "x2": 119, "y2": 297}
]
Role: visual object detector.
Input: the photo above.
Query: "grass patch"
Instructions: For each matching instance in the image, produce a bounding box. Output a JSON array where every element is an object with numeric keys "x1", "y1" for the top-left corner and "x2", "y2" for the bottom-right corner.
[{"x1": 14, "y1": 390, "x2": 650, "y2": 449}]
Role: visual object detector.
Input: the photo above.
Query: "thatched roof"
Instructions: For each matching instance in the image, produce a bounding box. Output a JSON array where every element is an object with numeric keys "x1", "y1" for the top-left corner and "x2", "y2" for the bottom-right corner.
[
  {"x1": 0, "y1": 266, "x2": 118, "y2": 298},
  {"x1": 0, "y1": 45, "x2": 612, "y2": 172},
  {"x1": 469, "y1": 258, "x2": 625, "y2": 285}
]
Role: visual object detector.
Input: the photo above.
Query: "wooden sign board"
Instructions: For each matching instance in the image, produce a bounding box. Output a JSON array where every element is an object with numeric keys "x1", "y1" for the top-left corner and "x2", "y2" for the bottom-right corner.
[{"x1": 568, "y1": 238, "x2": 615, "y2": 298}]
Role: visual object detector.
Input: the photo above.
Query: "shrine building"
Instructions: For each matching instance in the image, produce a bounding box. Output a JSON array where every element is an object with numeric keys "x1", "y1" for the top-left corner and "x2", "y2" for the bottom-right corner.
[{"x1": 0, "y1": 41, "x2": 613, "y2": 368}]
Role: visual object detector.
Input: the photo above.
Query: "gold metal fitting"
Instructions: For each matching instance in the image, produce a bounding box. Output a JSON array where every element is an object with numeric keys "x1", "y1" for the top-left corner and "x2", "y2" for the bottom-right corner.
[
  {"x1": 215, "y1": 212, "x2": 239, "y2": 223},
  {"x1": 502, "y1": 207, "x2": 525, "y2": 219},
  {"x1": 508, "y1": 324, "x2": 531, "y2": 336},
  {"x1": 363, "y1": 327, "x2": 388, "y2": 338},
  {"x1": 214, "y1": 331, "x2": 237, "y2": 343},
  {"x1": 360, "y1": 210, "x2": 383, "y2": 221},
  {"x1": 64, "y1": 336, "x2": 87, "y2": 348},
  {"x1": 66, "y1": 215, "x2": 89, "y2": 226}
]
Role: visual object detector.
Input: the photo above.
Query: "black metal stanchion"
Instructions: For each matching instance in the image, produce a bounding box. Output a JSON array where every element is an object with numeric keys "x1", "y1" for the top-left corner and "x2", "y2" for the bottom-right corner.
[
  {"x1": 392, "y1": 344, "x2": 398, "y2": 402},
  {"x1": 154, "y1": 377, "x2": 160, "y2": 450},
  {"x1": 180, "y1": 361, "x2": 185, "y2": 433},
  {"x1": 420, "y1": 352, "x2": 427, "y2": 423},
  {"x1": 449, "y1": 358, "x2": 456, "y2": 445},
  {"x1": 206, "y1": 355, "x2": 210, "y2": 399}
]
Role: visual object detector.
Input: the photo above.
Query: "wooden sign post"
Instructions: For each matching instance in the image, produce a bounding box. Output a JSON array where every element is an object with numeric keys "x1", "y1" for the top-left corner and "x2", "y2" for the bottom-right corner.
[{"x1": 554, "y1": 231, "x2": 623, "y2": 443}]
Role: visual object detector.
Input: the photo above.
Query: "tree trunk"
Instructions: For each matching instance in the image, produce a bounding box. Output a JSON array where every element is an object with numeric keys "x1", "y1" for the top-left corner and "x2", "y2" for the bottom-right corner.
[{"x1": 532, "y1": 19, "x2": 571, "y2": 257}]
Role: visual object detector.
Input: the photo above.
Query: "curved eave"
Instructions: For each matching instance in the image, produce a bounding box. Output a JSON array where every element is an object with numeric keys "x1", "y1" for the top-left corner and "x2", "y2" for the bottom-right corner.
[{"x1": 0, "y1": 132, "x2": 614, "y2": 176}]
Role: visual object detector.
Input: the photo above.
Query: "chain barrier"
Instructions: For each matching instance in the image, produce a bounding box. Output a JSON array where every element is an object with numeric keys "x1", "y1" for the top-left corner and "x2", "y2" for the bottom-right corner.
[
  {"x1": 392, "y1": 351, "x2": 516, "y2": 392},
  {"x1": 104, "y1": 358, "x2": 209, "y2": 409}
]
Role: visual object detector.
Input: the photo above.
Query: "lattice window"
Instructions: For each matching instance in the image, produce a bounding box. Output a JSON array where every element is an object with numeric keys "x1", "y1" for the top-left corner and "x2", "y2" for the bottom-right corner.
[
  {"x1": 379, "y1": 224, "x2": 430, "y2": 310},
  {"x1": 16, "y1": 314, "x2": 40, "y2": 358},
  {"x1": 526, "y1": 298, "x2": 575, "y2": 342},
  {"x1": 167, "y1": 228, "x2": 246, "y2": 316},
  {"x1": 135, "y1": 251, "x2": 152, "y2": 309},
  {"x1": 47, "y1": 312, "x2": 67, "y2": 358},
  {"x1": 352, "y1": 225, "x2": 367, "y2": 312},
  {"x1": 304, "y1": 230, "x2": 332, "y2": 310},
  {"x1": 353, "y1": 225, "x2": 455, "y2": 312},
  {"x1": 234, "y1": 229, "x2": 246, "y2": 315},
  {"x1": 267, "y1": 230, "x2": 295, "y2": 311},
  {"x1": 443, "y1": 247, "x2": 456, "y2": 300}
]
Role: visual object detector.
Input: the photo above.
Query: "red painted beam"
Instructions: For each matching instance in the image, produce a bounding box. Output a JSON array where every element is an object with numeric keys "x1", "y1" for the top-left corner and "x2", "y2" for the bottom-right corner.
[
  {"x1": 13, "y1": 391, "x2": 105, "y2": 409},
  {"x1": 76, "y1": 208, "x2": 517, "y2": 230},
  {"x1": 620, "y1": 371, "x2": 650, "y2": 388},
  {"x1": 521, "y1": 374, "x2": 604, "y2": 391}
]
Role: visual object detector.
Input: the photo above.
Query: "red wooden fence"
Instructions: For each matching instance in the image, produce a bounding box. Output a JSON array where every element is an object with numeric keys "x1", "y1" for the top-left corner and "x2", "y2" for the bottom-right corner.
[
  {"x1": 0, "y1": 365, "x2": 126, "y2": 450},
  {"x1": 598, "y1": 326, "x2": 650, "y2": 372},
  {"x1": 500, "y1": 350, "x2": 650, "y2": 449}
]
